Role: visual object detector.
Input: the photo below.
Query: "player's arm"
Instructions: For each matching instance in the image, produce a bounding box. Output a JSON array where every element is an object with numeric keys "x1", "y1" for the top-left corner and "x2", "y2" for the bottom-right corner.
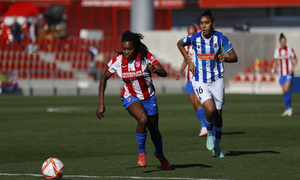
[
  {"x1": 176, "y1": 60, "x2": 187, "y2": 80},
  {"x1": 292, "y1": 56, "x2": 298, "y2": 73},
  {"x1": 271, "y1": 59, "x2": 278, "y2": 74},
  {"x1": 218, "y1": 49, "x2": 238, "y2": 63},
  {"x1": 96, "y1": 70, "x2": 113, "y2": 120},
  {"x1": 147, "y1": 63, "x2": 167, "y2": 77},
  {"x1": 177, "y1": 39, "x2": 195, "y2": 75}
]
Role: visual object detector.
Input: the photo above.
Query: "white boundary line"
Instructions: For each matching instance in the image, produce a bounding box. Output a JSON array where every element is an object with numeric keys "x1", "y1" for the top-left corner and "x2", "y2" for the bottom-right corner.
[{"x1": 0, "y1": 173, "x2": 225, "y2": 180}]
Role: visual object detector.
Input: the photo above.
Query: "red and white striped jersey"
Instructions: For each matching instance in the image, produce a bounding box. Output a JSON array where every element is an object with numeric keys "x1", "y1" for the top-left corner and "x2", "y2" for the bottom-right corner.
[
  {"x1": 273, "y1": 47, "x2": 296, "y2": 76},
  {"x1": 107, "y1": 52, "x2": 159, "y2": 100},
  {"x1": 185, "y1": 45, "x2": 194, "y2": 82}
]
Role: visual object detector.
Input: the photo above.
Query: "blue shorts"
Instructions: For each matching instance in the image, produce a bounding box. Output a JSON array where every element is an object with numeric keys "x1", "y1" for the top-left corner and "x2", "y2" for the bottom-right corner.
[
  {"x1": 121, "y1": 95, "x2": 158, "y2": 116},
  {"x1": 185, "y1": 81, "x2": 195, "y2": 94},
  {"x1": 279, "y1": 74, "x2": 293, "y2": 85}
]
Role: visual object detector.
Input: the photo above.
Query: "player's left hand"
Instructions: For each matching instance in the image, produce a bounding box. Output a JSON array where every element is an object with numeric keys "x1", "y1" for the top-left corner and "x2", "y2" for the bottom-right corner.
[
  {"x1": 218, "y1": 54, "x2": 226, "y2": 62},
  {"x1": 147, "y1": 63, "x2": 156, "y2": 73}
]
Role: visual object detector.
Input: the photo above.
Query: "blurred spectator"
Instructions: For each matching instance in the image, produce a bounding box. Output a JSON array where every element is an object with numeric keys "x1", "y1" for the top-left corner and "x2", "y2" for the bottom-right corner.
[
  {"x1": 10, "y1": 19, "x2": 22, "y2": 46},
  {"x1": 233, "y1": 22, "x2": 243, "y2": 31},
  {"x1": 234, "y1": 22, "x2": 250, "y2": 32},
  {"x1": 88, "y1": 45, "x2": 99, "y2": 81},
  {"x1": 242, "y1": 22, "x2": 250, "y2": 32},
  {"x1": 0, "y1": 71, "x2": 22, "y2": 94},
  {"x1": 28, "y1": 22, "x2": 37, "y2": 43}
]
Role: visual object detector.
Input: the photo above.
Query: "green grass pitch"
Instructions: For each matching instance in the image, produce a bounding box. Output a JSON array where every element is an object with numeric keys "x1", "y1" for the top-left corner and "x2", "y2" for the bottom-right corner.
[{"x1": 0, "y1": 94, "x2": 299, "y2": 180}]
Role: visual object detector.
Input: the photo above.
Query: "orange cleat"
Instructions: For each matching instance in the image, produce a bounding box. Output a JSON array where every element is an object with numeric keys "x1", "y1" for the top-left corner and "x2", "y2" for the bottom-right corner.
[
  {"x1": 138, "y1": 153, "x2": 146, "y2": 167},
  {"x1": 154, "y1": 152, "x2": 171, "y2": 170}
]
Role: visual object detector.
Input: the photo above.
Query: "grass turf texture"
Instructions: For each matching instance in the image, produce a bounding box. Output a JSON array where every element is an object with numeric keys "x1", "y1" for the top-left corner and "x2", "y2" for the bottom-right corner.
[{"x1": 0, "y1": 94, "x2": 299, "y2": 180}]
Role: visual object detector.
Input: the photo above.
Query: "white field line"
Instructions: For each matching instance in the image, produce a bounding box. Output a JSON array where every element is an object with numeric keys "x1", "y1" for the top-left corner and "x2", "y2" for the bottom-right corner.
[{"x1": 0, "y1": 173, "x2": 226, "y2": 180}]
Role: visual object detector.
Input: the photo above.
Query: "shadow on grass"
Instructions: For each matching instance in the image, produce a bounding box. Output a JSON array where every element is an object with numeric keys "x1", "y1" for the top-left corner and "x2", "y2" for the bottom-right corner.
[
  {"x1": 130, "y1": 164, "x2": 212, "y2": 173},
  {"x1": 222, "y1": 132, "x2": 246, "y2": 135},
  {"x1": 225, "y1": 150, "x2": 280, "y2": 156}
]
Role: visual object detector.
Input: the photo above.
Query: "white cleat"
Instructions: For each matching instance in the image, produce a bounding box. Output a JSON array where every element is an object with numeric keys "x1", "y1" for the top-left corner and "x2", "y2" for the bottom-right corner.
[
  {"x1": 199, "y1": 127, "x2": 207, "y2": 137},
  {"x1": 282, "y1": 108, "x2": 293, "y2": 116}
]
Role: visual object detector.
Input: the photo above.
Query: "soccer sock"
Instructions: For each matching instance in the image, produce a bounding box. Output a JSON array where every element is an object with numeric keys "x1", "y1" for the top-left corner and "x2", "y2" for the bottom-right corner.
[
  {"x1": 205, "y1": 119, "x2": 214, "y2": 136},
  {"x1": 213, "y1": 125, "x2": 222, "y2": 149},
  {"x1": 283, "y1": 92, "x2": 292, "y2": 109},
  {"x1": 136, "y1": 131, "x2": 147, "y2": 154},
  {"x1": 195, "y1": 108, "x2": 206, "y2": 128},
  {"x1": 151, "y1": 137, "x2": 164, "y2": 158}
]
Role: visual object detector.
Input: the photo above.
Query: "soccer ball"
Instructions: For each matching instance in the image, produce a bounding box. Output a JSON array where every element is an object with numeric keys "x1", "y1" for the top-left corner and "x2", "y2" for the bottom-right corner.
[{"x1": 42, "y1": 157, "x2": 64, "y2": 180}]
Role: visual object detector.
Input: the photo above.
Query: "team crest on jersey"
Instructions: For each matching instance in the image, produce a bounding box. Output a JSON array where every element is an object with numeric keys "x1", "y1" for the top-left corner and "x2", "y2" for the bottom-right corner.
[
  {"x1": 135, "y1": 61, "x2": 140, "y2": 68},
  {"x1": 214, "y1": 43, "x2": 217, "y2": 48}
]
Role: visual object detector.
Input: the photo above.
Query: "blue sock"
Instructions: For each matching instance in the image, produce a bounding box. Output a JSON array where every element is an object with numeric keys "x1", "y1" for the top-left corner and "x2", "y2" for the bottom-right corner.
[
  {"x1": 213, "y1": 125, "x2": 222, "y2": 148},
  {"x1": 195, "y1": 108, "x2": 206, "y2": 128},
  {"x1": 205, "y1": 119, "x2": 214, "y2": 136},
  {"x1": 136, "y1": 131, "x2": 147, "y2": 154},
  {"x1": 283, "y1": 92, "x2": 291, "y2": 109},
  {"x1": 151, "y1": 137, "x2": 164, "y2": 158}
]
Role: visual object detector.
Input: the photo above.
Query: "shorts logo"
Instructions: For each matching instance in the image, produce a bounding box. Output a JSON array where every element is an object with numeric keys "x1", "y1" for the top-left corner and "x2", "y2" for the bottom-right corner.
[{"x1": 127, "y1": 97, "x2": 131, "y2": 102}]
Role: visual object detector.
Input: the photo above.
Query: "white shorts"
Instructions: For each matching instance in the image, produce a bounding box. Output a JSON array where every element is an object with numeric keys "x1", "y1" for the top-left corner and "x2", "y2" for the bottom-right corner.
[{"x1": 192, "y1": 78, "x2": 225, "y2": 110}]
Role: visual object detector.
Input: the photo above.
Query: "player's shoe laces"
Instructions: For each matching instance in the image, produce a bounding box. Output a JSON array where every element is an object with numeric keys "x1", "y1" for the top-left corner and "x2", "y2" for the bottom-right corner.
[
  {"x1": 212, "y1": 148, "x2": 224, "y2": 158},
  {"x1": 206, "y1": 134, "x2": 214, "y2": 151},
  {"x1": 199, "y1": 127, "x2": 207, "y2": 137},
  {"x1": 154, "y1": 152, "x2": 171, "y2": 170},
  {"x1": 138, "y1": 153, "x2": 146, "y2": 167},
  {"x1": 281, "y1": 108, "x2": 293, "y2": 116}
]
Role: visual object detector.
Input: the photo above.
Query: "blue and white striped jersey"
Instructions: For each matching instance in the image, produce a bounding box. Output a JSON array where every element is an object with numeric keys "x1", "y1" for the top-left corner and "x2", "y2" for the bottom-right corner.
[{"x1": 182, "y1": 30, "x2": 233, "y2": 83}]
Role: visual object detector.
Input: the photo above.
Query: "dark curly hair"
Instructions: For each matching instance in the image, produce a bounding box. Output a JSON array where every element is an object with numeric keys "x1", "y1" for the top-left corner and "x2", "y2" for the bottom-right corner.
[{"x1": 119, "y1": 30, "x2": 149, "y2": 61}]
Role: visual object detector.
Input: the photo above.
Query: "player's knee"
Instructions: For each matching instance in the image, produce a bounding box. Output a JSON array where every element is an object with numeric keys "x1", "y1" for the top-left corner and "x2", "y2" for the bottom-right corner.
[{"x1": 138, "y1": 114, "x2": 148, "y2": 126}]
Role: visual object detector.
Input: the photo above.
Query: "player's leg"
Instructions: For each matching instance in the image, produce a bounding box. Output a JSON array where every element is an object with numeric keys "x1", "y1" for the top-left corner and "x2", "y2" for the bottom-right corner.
[
  {"x1": 210, "y1": 78, "x2": 225, "y2": 158},
  {"x1": 192, "y1": 81, "x2": 215, "y2": 150},
  {"x1": 202, "y1": 99, "x2": 216, "y2": 151},
  {"x1": 186, "y1": 81, "x2": 207, "y2": 136},
  {"x1": 188, "y1": 94, "x2": 207, "y2": 136},
  {"x1": 280, "y1": 75, "x2": 293, "y2": 116},
  {"x1": 142, "y1": 95, "x2": 171, "y2": 170},
  {"x1": 124, "y1": 97, "x2": 149, "y2": 167}
]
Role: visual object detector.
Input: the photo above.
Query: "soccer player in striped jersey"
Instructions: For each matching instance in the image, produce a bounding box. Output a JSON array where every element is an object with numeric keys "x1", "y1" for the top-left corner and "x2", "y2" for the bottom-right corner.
[
  {"x1": 96, "y1": 31, "x2": 171, "y2": 170},
  {"x1": 272, "y1": 33, "x2": 298, "y2": 116},
  {"x1": 176, "y1": 25, "x2": 207, "y2": 137},
  {"x1": 177, "y1": 9, "x2": 238, "y2": 157}
]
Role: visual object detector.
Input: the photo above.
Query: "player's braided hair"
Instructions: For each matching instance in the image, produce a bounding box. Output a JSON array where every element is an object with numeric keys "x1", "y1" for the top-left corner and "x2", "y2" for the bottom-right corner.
[
  {"x1": 120, "y1": 30, "x2": 149, "y2": 60},
  {"x1": 200, "y1": 9, "x2": 214, "y2": 22}
]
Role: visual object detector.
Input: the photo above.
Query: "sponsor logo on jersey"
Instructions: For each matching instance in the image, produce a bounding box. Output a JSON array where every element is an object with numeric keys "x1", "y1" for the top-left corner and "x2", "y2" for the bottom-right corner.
[{"x1": 197, "y1": 53, "x2": 217, "y2": 59}]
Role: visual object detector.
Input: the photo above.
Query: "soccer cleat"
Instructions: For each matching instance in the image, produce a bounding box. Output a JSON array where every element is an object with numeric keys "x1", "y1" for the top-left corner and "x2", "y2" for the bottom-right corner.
[
  {"x1": 199, "y1": 127, "x2": 207, "y2": 137},
  {"x1": 154, "y1": 152, "x2": 171, "y2": 170},
  {"x1": 206, "y1": 134, "x2": 214, "y2": 151},
  {"x1": 138, "y1": 153, "x2": 146, "y2": 167},
  {"x1": 212, "y1": 148, "x2": 224, "y2": 158},
  {"x1": 282, "y1": 108, "x2": 293, "y2": 116}
]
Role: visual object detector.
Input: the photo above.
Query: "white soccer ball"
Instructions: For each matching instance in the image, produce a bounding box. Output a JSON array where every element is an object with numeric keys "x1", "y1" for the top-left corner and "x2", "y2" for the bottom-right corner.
[{"x1": 42, "y1": 157, "x2": 64, "y2": 180}]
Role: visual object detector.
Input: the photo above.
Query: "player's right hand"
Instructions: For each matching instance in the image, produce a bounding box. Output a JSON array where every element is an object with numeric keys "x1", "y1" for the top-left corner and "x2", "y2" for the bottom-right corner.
[
  {"x1": 96, "y1": 104, "x2": 105, "y2": 120},
  {"x1": 188, "y1": 62, "x2": 196, "y2": 75},
  {"x1": 176, "y1": 73, "x2": 181, "y2": 80}
]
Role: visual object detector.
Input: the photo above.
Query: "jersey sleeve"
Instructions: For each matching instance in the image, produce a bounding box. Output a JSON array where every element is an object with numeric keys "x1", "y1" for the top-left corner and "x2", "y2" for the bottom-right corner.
[
  {"x1": 147, "y1": 52, "x2": 159, "y2": 66},
  {"x1": 221, "y1": 33, "x2": 233, "y2": 52},
  {"x1": 182, "y1": 35, "x2": 193, "y2": 46},
  {"x1": 107, "y1": 58, "x2": 117, "y2": 74}
]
